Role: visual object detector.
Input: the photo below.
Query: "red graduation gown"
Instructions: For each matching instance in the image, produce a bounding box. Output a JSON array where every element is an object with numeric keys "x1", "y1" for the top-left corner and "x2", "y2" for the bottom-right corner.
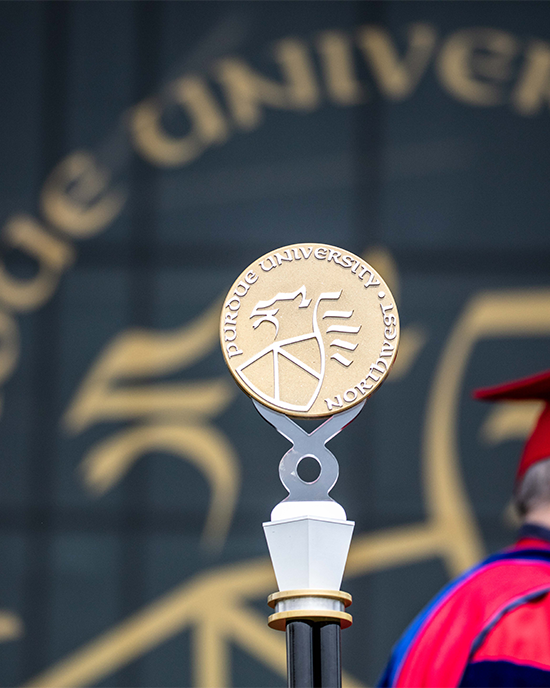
[{"x1": 379, "y1": 525, "x2": 550, "y2": 687}]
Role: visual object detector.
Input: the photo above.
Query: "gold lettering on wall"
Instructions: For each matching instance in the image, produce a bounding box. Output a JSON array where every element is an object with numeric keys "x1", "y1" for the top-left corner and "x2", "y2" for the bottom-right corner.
[
  {"x1": 437, "y1": 28, "x2": 519, "y2": 106},
  {"x1": 363, "y1": 246, "x2": 426, "y2": 379},
  {"x1": 0, "y1": 611, "x2": 23, "y2": 643},
  {"x1": 63, "y1": 300, "x2": 238, "y2": 551},
  {"x1": 512, "y1": 40, "x2": 550, "y2": 115},
  {"x1": 357, "y1": 23, "x2": 437, "y2": 100},
  {"x1": 316, "y1": 31, "x2": 365, "y2": 105},
  {"x1": 0, "y1": 21, "x2": 548, "y2": 413},
  {"x1": 130, "y1": 76, "x2": 229, "y2": 167},
  {"x1": 22, "y1": 548, "x2": 363, "y2": 688},
  {"x1": 272, "y1": 38, "x2": 321, "y2": 109},
  {"x1": 0, "y1": 215, "x2": 74, "y2": 312},
  {"x1": 215, "y1": 38, "x2": 320, "y2": 130},
  {"x1": 480, "y1": 400, "x2": 543, "y2": 444},
  {"x1": 0, "y1": 309, "x2": 19, "y2": 387},
  {"x1": 41, "y1": 152, "x2": 126, "y2": 238}
]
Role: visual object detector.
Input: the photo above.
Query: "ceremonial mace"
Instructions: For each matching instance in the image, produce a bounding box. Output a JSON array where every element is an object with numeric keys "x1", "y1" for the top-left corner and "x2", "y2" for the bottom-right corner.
[{"x1": 220, "y1": 243, "x2": 399, "y2": 688}]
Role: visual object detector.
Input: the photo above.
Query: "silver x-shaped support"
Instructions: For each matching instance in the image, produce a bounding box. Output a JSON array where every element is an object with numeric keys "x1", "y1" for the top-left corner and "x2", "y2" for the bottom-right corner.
[{"x1": 253, "y1": 399, "x2": 366, "y2": 502}]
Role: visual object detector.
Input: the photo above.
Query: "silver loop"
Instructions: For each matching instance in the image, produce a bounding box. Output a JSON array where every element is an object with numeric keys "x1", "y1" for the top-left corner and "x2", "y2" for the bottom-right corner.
[{"x1": 253, "y1": 400, "x2": 365, "y2": 501}]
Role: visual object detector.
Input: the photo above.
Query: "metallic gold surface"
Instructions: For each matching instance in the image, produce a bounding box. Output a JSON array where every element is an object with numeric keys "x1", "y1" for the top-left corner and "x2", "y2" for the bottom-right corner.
[
  {"x1": 267, "y1": 590, "x2": 352, "y2": 609},
  {"x1": 267, "y1": 610, "x2": 353, "y2": 631},
  {"x1": 220, "y1": 243, "x2": 399, "y2": 417}
]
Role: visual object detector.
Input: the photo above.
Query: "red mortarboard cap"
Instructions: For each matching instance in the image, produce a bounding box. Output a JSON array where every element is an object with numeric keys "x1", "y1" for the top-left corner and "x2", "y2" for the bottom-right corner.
[{"x1": 473, "y1": 369, "x2": 550, "y2": 482}]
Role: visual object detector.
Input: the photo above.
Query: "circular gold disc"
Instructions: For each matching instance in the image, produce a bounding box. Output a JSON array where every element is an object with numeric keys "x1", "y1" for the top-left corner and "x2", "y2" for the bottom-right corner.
[{"x1": 220, "y1": 243, "x2": 399, "y2": 418}]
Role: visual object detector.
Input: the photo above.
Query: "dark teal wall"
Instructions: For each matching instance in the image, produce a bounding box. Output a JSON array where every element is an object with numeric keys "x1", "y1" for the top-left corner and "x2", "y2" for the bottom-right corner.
[{"x1": 0, "y1": 2, "x2": 549, "y2": 686}]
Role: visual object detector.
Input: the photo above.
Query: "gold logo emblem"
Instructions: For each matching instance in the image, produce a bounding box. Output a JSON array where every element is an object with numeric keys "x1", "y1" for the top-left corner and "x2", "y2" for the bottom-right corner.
[{"x1": 221, "y1": 243, "x2": 400, "y2": 417}]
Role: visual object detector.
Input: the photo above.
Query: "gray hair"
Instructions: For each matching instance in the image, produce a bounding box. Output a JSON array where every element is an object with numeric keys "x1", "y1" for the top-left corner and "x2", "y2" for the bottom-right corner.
[{"x1": 515, "y1": 457, "x2": 550, "y2": 516}]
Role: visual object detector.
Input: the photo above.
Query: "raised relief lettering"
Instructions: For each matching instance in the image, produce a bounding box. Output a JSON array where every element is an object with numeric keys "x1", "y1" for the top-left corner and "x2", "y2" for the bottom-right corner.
[
  {"x1": 260, "y1": 256, "x2": 277, "y2": 272},
  {"x1": 227, "y1": 298, "x2": 241, "y2": 313},
  {"x1": 362, "y1": 269, "x2": 381, "y2": 288},
  {"x1": 350, "y1": 259, "x2": 360, "y2": 274},
  {"x1": 371, "y1": 361, "x2": 386, "y2": 375},
  {"x1": 223, "y1": 327, "x2": 237, "y2": 342},
  {"x1": 275, "y1": 251, "x2": 293, "y2": 265},
  {"x1": 314, "y1": 247, "x2": 327, "y2": 259},
  {"x1": 226, "y1": 343, "x2": 243, "y2": 358},
  {"x1": 375, "y1": 357, "x2": 388, "y2": 371},
  {"x1": 325, "y1": 394, "x2": 344, "y2": 411},
  {"x1": 366, "y1": 369, "x2": 380, "y2": 382},
  {"x1": 222, "y1": 250, "x2": 396, "y2": 417},
  {"x1": 343, "y1": 388, "x2": 358, "y2": 402},
  {"x1": 233, "y1": 281, "x2": 251, "y2": 297},
  {"x1": 356, "y1": 379, "x2": 372, "y2": 394},
  {"x1": 380, "y1": 340, "x2": 395, "y2": 356}
]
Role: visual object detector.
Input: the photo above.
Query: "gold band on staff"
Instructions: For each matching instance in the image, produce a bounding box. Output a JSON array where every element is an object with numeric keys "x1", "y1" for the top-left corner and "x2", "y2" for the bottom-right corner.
[{"x1": 267, "y1": 589, "x2": 352, "y2": 631}]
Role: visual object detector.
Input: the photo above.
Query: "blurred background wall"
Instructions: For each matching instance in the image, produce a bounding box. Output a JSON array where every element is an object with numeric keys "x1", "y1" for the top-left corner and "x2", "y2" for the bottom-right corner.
[{"x1": 0, "y1": 1, "x2": 549, "y2": 686}]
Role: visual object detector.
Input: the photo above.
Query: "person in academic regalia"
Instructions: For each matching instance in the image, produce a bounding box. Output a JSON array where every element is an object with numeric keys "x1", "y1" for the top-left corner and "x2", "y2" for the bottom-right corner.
[{"x1": 379, "y1": 369, "x2": 550, "y2": 688}]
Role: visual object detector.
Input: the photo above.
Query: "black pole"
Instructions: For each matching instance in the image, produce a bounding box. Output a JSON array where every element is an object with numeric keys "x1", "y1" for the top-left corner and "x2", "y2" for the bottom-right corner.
[
  {"x1": 287, "y1": 621, "x2": 314, "y2": 688},
  {"x1": 287, "y1": 620, "x2": 341, "y2": 688},
  {"x1": 315, "y1": 622, "x2": 342, "y2": 688}
]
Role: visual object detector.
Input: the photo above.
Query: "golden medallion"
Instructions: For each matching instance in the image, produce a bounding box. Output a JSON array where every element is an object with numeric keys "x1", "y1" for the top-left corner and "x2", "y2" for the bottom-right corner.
[{"x1": 220, "y1": 243, "x2": 399, "y2": 418}]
